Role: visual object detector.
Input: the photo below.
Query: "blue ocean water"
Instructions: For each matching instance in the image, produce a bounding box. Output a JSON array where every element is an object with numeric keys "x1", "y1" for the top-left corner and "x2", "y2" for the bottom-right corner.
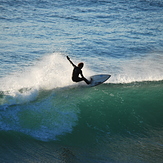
[{"x1": 0, "y1": 0, "x2": 163, "y2": 162}]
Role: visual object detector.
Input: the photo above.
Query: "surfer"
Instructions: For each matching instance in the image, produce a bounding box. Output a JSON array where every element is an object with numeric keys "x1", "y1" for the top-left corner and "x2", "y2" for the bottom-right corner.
[{"x1": 67, "y1": 56, "x2": 91, "y2": 85}]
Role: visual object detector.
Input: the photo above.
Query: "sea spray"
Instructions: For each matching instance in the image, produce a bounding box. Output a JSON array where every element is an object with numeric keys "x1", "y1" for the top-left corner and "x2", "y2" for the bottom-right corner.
[
  {"x1": 84, "y1": 52, "x2": 163, "y2": 84},
  {"x1": 0, "y1": 53, "x2": 71, "y2": 105},
  {"x1": 0, "y1": 53, "x2": 73, "y2": 92}
]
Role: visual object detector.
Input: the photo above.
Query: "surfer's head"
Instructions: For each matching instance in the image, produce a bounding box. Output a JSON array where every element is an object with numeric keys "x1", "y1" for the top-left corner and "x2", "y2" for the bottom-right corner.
[{"x1": 78, "y1": 62, "x2": 84, "y2": 69}]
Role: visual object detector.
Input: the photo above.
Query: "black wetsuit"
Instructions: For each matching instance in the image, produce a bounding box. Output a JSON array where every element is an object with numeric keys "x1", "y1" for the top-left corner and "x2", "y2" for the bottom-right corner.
[
  {"x1": 67, "y1": 56, "x2": 90, "y2": 85},
  {"x1": 72, "y1": 66, "x2": 90, "y2": 84}
]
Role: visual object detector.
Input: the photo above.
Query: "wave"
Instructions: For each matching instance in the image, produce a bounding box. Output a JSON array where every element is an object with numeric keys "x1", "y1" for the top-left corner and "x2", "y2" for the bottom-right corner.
[
  {"x1": 0, "y1": 53, "x2": 163, "y2": 141},
  {"x1": 0, "y1": 80, "x2": 163, "y2": 141}
]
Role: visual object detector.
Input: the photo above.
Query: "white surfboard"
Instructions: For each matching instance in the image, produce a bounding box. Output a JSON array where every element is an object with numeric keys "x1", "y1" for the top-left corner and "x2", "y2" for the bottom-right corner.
[{"x1": 89, "y1": 74, "x2": 111, "y2": 87}]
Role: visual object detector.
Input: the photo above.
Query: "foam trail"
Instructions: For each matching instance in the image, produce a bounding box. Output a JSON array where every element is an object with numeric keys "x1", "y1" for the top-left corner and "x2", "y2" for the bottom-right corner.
[
  {"x1": 115, "y1": 53, "x2": 163, "y2": 83},
  {"x1": 84, "y1": 52, "x2": 163, "y2": 84}
]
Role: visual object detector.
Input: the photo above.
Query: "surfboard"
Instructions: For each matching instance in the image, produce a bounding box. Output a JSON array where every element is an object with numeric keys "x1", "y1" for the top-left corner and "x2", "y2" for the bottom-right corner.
[{"x1": 89, "y1": 74, "x2": 111, "y2": 87}]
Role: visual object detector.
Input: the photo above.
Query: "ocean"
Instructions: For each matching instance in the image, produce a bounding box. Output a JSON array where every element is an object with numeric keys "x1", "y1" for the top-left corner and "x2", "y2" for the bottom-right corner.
[{"x1": 0, "y1": 0, "x2": 163, "y2": 162}]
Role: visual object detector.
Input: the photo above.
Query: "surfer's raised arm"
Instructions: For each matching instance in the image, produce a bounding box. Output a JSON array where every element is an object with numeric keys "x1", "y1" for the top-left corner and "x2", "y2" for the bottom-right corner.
[
  {"x1": 67, "y1": 56, "x2": 76, "y2": 67},
  {"x1": 66, "y1": 56, "x2": 91, "y2": 85}
]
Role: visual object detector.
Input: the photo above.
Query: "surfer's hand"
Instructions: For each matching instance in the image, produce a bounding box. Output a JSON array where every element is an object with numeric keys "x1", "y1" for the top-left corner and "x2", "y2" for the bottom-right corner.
[{"x1": 67, "y1": 56, "x2": 70, "y2": 60}]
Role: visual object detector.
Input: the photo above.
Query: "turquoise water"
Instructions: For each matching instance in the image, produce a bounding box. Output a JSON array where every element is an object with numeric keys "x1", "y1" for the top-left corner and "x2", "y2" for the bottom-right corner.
[
  {"x1": 0, "y1": 81, "x2": 163, "y2": 162},
  {"x1": 0, "y1": 0, "x2": 163, "y2": 162}
]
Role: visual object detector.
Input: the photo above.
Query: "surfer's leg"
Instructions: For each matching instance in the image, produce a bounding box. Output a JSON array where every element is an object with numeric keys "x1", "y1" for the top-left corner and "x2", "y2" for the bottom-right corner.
[
  {"x1": 73, "y1": 77, "x2": 83, "y2": 83},
  {"x1": 73, "y1": 77, "x2": 91, "y2": 85},
  {"x1": 83, "y1": 77, "x2": 91, "y2": 85}
]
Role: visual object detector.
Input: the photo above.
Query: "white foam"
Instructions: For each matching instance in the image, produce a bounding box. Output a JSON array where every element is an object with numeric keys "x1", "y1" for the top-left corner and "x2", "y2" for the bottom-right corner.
[
  {"x1": 0, "y1": 53, "x2": 73, "y2": 91},
  {"x1": 84, "y1": 52, "x2": 163, "y2": 84},
  {"x1": 0, "y1": 53, "x2": 76, "y2": 105},
  {"x1": 113, "y1": 53, "x2": 163, "y2": 83}
]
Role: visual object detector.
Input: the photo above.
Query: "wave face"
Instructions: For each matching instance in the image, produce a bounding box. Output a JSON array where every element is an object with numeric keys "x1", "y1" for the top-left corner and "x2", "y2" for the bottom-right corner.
[
  {"x1": 0, "y1": 80, "x2": 163, "y2": 162},
  {"x1": 2, "y1": 82, "x2": 162, "y2": 139}
]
